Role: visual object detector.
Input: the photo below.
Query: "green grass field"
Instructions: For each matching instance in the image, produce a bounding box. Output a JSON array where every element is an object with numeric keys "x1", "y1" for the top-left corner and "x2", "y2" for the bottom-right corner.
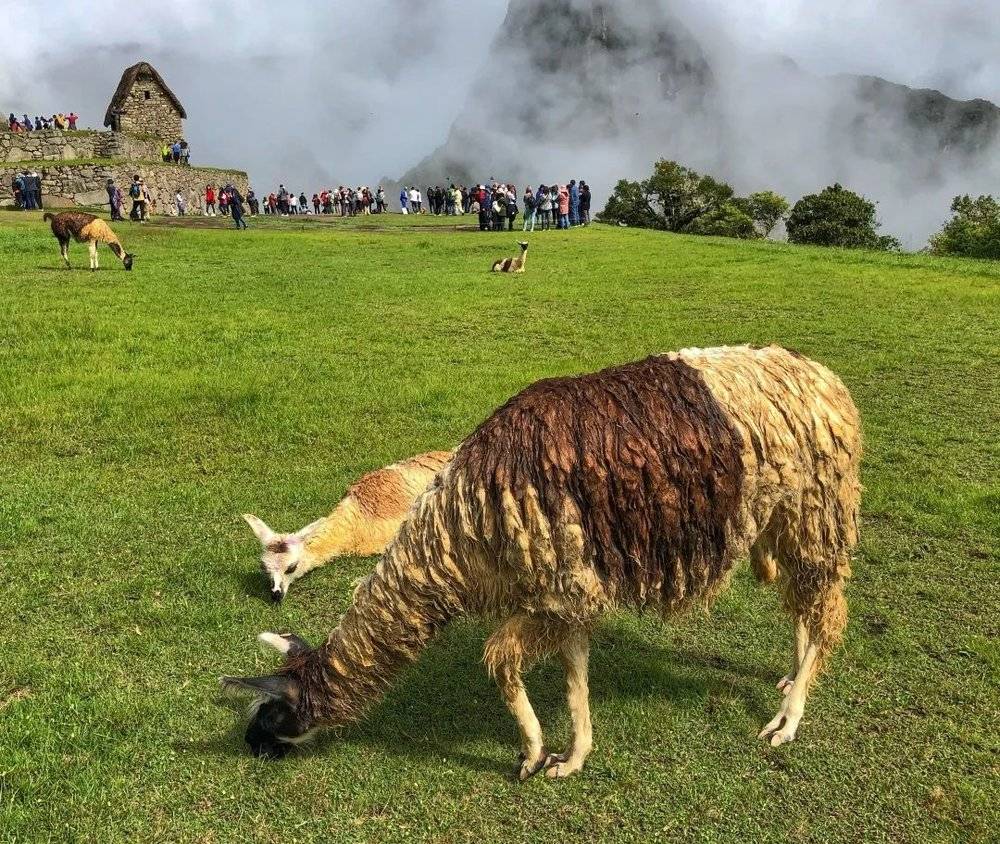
[{"x1": 1, "y1": 210, "x2": 997, "y2": 843}]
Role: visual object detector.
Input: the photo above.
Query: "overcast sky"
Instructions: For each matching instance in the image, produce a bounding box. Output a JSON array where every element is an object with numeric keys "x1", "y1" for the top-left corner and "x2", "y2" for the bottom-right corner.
[{"x1": 4, "y1": 1, "x2": 1000, "y2": 205}]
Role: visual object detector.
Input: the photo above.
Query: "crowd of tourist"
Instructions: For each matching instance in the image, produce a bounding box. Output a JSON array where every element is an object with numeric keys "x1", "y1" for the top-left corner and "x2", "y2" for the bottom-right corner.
[
  {"x1": 7, "y1": 112, "x2": 80, "y2": 132},
  {"x1": 399, "y1": 180, "x2": 592, "y2": 231},
  {"x1": 251, "y1": 185, "x2": 389, "y2": 216},
  {"x1": 10, "y1": 170, "x2": 42, "y2": 209}
]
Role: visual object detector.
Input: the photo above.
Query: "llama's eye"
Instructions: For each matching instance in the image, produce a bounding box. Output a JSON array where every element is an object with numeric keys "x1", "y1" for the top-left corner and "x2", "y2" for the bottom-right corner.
[{"x1": 285, "y1": 563, "x2": 298, "y2": 575}]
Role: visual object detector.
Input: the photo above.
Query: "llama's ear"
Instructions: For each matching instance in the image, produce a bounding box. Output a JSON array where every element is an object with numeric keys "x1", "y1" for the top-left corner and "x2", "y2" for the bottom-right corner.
[
  {"x1": 220, "y1": 674, "x2": 297, "y2": 703},
  {"x1": 243, "y1": 513, "x2": 276, "y2": 545},
  {"x1": 258, "y1": 631, "x2": 310, "y2": 656}
]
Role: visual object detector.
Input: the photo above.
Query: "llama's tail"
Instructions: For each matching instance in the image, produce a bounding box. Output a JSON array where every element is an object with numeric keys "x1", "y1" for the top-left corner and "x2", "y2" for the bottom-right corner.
[{"x1": 42, "y1": 212, "x2": 54, "y2": 222}]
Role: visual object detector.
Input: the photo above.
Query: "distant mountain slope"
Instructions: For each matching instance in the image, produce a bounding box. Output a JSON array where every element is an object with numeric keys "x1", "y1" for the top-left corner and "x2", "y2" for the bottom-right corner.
[{"x1": 392, "y1": 0, "x2": 1000, "y2": 241}]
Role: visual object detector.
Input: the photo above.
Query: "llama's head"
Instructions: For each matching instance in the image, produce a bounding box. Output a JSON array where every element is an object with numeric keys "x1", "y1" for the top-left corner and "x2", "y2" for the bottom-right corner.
[
  {"x1": 222, "y1": 632, "x2": 317, "y2": 759},
  {"x1": 242, "y1": 514, "x2": 315, "y2": 602},
  {"x1": 122, "y1": 253, "x2": 134, "y2": 271},
  {"x1": 518, "y1": 241, "x2": 529, "y2": 252}
]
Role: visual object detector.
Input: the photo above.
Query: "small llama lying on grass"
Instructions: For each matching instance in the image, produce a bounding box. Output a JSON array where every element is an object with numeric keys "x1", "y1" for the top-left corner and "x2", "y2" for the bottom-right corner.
[
  {"x1": 43, "y1": 212, "x2": 134, "y2": 271},
  {"x1": 492, "y1": 241, "x2": 528, "y2": 273},
  {"x1": 224, "y1": 346, "x2": 861, "y2": 780},
  {"x1": 243, "y1": 450, "x2": 452, "y2": 601}
]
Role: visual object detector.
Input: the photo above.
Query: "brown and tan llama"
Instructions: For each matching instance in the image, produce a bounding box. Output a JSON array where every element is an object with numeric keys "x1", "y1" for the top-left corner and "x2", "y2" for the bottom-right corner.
[
  {"x1": 43, "y1": 211, "x2": 134, "y2": 271},
  {"x1": 491, "y1": 241, "x2": 528, "y2": 273},
  {"x1": 243, "y1": 450, "x2": 453, "y2": 602},
  {"x1": 223, "y1": 345, "x2": 861, "y2": 780}
]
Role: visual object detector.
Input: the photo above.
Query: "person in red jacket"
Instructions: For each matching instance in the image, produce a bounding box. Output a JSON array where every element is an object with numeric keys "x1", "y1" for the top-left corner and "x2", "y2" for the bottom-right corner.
[{"x1": 205, "y1": 184, "x2": 216, "y2": 216}]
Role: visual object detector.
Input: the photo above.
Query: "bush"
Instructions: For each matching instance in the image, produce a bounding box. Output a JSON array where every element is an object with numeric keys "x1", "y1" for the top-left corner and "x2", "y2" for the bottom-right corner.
[
  {"x1": 746, "y1": 191, "x2": 790, "y2": 237},
  {"x1": 685, "y1": 200, "x2": 757, "y2": 239},
  {"x1": 929, "y1": 195, "x2": 1000, "y2": 259},
  {"x1": 787, "y1": 183, "x2": 899, "y2": 251}
]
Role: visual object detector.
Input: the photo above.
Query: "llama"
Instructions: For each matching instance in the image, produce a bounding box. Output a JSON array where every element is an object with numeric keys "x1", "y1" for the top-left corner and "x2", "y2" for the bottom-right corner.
[
  {"x1": 223, "y1": 346, "x2": 861, "y2": 780},
  {"x1": 43, "y1": 212, "x2": 134, "y2": 271},
  {"x1": 491, "y1": 241, "x2": 528, "y2": 273},
  {"x1": 243, "y1": 450, "x2": 453, "y2": 602}
]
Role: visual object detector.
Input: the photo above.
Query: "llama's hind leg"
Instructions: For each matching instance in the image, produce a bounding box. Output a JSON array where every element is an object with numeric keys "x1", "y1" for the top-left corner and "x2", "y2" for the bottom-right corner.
[
  {"x1": 88, "y1": 240, "x2": 98, "y2": 271},
  {"x1": 776, "y1": 618, "x2": 808, "y2": 696},
  {"x1": 59, "y1": 239, "x2": 70, "y2": 268},
  {"x1": 759, "y1": 570, "x2": 848, "y2": 746},
  {"x1": 484, "y1": 614, "x2": 563, "y2": 781},
  {"x1": 543, "y1": 631, "x2": 592, "y2": 779}
]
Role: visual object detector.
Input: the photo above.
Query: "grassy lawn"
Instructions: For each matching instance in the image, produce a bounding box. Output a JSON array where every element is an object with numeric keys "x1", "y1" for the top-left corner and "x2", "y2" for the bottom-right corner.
[{"x1": 0, "y1": 210, "x2": 997, "y2": 843}]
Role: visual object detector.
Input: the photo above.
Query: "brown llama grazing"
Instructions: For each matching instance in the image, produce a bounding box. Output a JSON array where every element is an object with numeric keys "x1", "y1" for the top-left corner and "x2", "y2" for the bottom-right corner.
[
  {"x1": 223, "y1": 346, "x2": 861, "y2": 780},
  {"x1": 243, "y1": 450, "x2": 453, "y2": 602},
  {"x1": 492, "y1": 241, "x2": 528, "y2": 273},
  {"x1": 43, "y1": 212, "x2": 134, "y2": 271}
]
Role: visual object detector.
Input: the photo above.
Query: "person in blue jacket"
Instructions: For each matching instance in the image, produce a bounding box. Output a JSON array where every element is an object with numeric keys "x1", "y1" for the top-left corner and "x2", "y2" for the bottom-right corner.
[
  {"x1": 569, "y1": 179, "x2": 580, "y2": 226},
  {"x1": 399, "y1": 188, "x2": 408, "y2": 214}
]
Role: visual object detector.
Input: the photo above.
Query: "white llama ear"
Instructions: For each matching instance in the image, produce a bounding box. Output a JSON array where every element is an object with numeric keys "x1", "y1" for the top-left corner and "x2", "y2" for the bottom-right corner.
[
  {"x1": 243, "y1": 513, "x2": 277, "y2": 545},
  {"x1": 258, "y1": 631, "x2": 311, "y2": 656}
]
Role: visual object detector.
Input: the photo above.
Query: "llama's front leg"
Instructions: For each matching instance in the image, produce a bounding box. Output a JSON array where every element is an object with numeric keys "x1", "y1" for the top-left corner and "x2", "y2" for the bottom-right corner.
[
  {"x1": 543, "y1": 631, "x2": 592, "y2": 779},
  {"x1": 88, "y1": 240, "x2": 98, "y2": 271},
  {"x1": 484, "y1": 615, "x2": 552, "y2": 781}
]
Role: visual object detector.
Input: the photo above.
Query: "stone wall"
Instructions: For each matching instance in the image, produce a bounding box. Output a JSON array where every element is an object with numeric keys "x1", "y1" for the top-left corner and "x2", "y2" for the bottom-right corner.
[
  {"x1": 0, "y1": 163, "x2": 249, "y2": 216},
  {"x1": 0, "y1": 128, "x2": 163, "y2": 163},
  {"x1": 117, "y1": 80, "x2": 184, "y2": 140}
]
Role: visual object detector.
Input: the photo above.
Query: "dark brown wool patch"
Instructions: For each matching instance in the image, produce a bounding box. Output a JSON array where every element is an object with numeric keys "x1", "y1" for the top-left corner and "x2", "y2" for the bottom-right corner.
[
  {"x1": 454, "y1": 356, "x2": 746, "y2": 606},
  {"x1": 44, "y1": 211, "x2": 98, "y2": 242}
]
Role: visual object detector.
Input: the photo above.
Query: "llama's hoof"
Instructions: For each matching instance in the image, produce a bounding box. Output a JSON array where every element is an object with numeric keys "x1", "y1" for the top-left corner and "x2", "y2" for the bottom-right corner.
[
  {"x1": 776, "y1": 675, "x2": 795, "y2": 696},
  {"x1": 512, "y1": 747, "x2": 549, "y2": 781},
  {"x1": 758, "y1": 711, "x2": 801, "y2": 746},
  {"x1": 542, "y1": 752, "x2": 583, "y2": 779}
]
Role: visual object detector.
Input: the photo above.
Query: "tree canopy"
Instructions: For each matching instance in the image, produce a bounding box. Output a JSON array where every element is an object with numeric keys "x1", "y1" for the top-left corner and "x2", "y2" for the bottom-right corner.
[{"x1": 786, "y1": 183, "x2": 899, "y2": 251}]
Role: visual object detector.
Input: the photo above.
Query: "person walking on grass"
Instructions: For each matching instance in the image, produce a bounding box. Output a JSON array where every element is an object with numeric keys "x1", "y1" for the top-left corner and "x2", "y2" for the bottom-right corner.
[
  {"x1": 175, "y1": 190, "x2": 187, "y2": 216},
  {"x1": 228, "y1": 184, "x2": 248, "y2": 230}
]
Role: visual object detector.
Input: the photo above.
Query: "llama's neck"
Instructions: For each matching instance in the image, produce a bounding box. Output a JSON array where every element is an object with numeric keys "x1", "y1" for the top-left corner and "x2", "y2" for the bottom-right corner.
[
  {"x1": 304, "y1": 492, "x2": 466, "y2": 725},
  {"x1": 299, "y1": 500, "x2": 363, "y2": 570}
]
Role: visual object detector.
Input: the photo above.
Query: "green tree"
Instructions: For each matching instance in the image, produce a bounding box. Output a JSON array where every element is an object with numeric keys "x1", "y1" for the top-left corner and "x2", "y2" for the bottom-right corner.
[
  {"x1": 746, "y1": 190, "x2": 790, "y2": 237},
  {"x1": 786, "y1": 183, "x2": 899, "y2": 251},
  {"x1": 597, "y1": 160, "x2": 734, "y2": 232},
  {"x1": 685, "y1": 200, "x2": 758, "y2": 239},
  {"x1": 929, "y1": 195, "x2": 1000, "y2": 259}
]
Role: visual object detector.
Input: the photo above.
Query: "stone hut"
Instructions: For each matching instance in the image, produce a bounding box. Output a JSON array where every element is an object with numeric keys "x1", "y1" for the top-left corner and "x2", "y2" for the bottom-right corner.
[
  {"x1": 1, "y1": 62, "x2": 247, "y2": 214},
  {"x1": 104, "y1": 61, "x2": 186, "y2": 141}
]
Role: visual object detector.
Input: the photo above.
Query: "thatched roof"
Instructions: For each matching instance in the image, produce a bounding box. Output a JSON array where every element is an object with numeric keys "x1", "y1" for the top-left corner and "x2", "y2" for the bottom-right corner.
[{"x1": 104, "y1": 61, "x2": 186, "y2": 128}]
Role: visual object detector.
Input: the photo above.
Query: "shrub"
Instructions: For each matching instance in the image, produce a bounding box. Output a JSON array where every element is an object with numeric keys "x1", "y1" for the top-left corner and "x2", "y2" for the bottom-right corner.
[
  {"x1": 685, "y1": 200, "x2": 758, "y2": 239},
  {"x1": 746, "y1": 191, "x2": 790, "y2": 237},
  {"x1": 929, "y1": 195, "x2": 1000, "y2": 259},
  {"x1": 787, "y1": 184, "x2": 899, "y2": 251}
]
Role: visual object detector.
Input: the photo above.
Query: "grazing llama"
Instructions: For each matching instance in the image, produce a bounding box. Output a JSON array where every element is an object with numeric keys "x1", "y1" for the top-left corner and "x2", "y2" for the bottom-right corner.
[
  {"x1": 223, "y1": 346, "x2": 861, "y2": 781},
  {"x1": 43, "y1": 212, "x2": 134, "y2": 271},
  {"x1": 492, "y1": 241, "x2": 528, "y2": 273},
  {"x1": 244, "y1": 450, "x2": 453, "y2": 601}
]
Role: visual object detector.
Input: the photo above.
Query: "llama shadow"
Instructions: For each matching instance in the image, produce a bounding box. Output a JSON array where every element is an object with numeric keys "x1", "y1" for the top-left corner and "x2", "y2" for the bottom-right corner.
[{"x1": 200, "y1": 619, "x2": 780, "y2": 774}]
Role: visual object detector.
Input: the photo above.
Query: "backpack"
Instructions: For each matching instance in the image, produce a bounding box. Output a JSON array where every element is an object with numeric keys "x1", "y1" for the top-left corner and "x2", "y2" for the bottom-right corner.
[{"x1": 129, "y1": 182, "x2": 141, "y2": 198}]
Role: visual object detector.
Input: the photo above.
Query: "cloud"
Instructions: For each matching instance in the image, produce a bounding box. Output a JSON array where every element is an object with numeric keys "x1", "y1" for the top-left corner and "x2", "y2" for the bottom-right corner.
[{"x1": 4, "y1": 1, "x2": 1000, "y2": 243}]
